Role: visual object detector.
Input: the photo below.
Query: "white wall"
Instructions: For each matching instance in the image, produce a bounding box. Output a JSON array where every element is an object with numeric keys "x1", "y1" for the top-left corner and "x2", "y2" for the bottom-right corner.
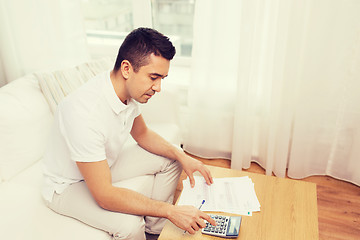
[{"x1": 0, "y1": 58, "x2": 7, "y2": 87}]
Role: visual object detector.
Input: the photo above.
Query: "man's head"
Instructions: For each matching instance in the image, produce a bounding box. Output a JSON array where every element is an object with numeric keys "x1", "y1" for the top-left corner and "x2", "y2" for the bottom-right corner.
[
  {"x1": 114, "y1": 27, "x2": 176, "y2": 73},
  {"x1": 112, "y1": 28, "x2": 176, "y2": 104}
]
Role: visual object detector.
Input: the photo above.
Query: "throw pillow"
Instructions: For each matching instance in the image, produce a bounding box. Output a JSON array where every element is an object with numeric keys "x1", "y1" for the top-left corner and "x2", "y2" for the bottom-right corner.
[{"x1": 36, "y1": 58, "x2": 113, "y2": 113}]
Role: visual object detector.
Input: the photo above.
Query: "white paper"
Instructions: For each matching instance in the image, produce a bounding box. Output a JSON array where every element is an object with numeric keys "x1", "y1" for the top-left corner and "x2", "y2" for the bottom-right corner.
[{"x1": 178, "y1": 176, "x2": 260, "y2": 216}]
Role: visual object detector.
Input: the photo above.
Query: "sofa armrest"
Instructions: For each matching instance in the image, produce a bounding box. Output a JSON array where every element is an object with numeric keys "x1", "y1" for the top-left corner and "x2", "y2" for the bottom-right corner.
[{"x1": 0, "y1": 76, "x2": 53, "y2": 181}]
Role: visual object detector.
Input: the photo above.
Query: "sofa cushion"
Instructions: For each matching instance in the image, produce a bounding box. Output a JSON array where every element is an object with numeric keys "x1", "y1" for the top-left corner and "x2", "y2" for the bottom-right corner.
[
  {"x1": 0, "y1": 182, "x2": 111, "y2": 240},
  {"x1": 0, "y1": 76, "x2": 53, "y2": 181},
  {"x1": 36, "y1": 58, "x2": 113, "y2": 113},
  {"x1": 9, "y1": 160, "x2": 43, "y2": 188},
  {"x1": 1, "y1": 164, "x2": 154, "y2": 240}
]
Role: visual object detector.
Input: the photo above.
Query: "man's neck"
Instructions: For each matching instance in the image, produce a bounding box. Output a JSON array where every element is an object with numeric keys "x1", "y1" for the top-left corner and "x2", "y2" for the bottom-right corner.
[{"x1": 110, "y1": 70, "x2": 129, "y2": 104}]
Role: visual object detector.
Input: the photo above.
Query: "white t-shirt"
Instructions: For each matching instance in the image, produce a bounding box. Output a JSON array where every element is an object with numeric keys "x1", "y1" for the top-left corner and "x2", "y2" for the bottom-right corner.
[{"x1": 42, "y1": 70, "x2": 140, "y2": 202}]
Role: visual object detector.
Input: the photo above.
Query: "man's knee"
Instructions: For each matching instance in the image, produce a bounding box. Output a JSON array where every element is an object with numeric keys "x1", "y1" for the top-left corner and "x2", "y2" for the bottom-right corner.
[
  {"x1": 166, "y1": 159, "x2": 182, "y2": 174},
  {"x1": 111, "y1": 216, "x2": 146, "y2": 240},
  {"x1": 172, "y1": 160, "x2": 183, "y2": 178}
]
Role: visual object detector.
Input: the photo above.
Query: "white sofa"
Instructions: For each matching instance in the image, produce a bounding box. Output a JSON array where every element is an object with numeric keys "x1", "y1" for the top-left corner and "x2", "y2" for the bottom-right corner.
[{"x1": 0, "y1": 60, "x2": 181, "y2": 240}]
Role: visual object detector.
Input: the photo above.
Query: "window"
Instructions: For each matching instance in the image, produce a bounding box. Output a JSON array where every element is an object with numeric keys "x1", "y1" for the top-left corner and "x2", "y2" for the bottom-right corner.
[
  {"x1": 80, "y1": 0, "x2": 195, "y2": 60},
  {"x1": 151, "y1": 0, "x2": 195, "y2": 57},
  {"x1": 80, "y1": 0, "x2": 133, "y2": 59},
  {"x1": 81, "y1": 0, "x2": 133, "y2": 33}
]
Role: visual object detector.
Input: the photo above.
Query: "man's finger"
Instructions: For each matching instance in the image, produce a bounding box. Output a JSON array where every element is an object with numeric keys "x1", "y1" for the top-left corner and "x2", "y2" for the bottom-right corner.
[
  {"x1": 202, "y1": 212, "x2": 217, "y2": 226},
  {"x1": 188, "y1": 174, "x2": 195, "y2": 188},
  {"x1": 208, "y1": 168, "x2": 214, "y2": 184},
  {"x1": 191, "y1": 222, "x2": 200, "y2": 231},
  {"x1": 185, "y1": 227, "x2": 195, "y2": 234},
  {"x1": 199, "y1": 168, "x2": 213, "y2": 185},
  {"x1": 196, "y1": 218, "x2": 206, "y2": 228},
  {"x1": 206, "y1": 168, "x2": 213, "y2": 184}
]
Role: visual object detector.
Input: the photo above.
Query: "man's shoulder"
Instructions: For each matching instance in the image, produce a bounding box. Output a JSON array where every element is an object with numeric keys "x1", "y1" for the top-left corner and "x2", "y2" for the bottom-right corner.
[{"x1": 59, "y1": 72, "x2": 108, "y2": 116}]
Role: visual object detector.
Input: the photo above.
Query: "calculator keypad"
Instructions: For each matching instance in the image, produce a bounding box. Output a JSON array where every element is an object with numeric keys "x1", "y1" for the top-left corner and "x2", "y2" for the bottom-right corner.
[{"x1": 202, "y1": 214, "x2": 229, "y2": 237}]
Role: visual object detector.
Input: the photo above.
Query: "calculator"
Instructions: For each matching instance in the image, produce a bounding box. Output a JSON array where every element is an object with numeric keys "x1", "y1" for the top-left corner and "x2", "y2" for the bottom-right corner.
[{"x1": 202, "y1": 214, "x2": 242, "y2": 238}]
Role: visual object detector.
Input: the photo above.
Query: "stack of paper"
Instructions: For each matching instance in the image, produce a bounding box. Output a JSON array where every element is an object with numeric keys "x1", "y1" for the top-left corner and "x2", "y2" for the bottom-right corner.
[{"x1": 177, "y1": 176, "x2": 260, "y2": 216}]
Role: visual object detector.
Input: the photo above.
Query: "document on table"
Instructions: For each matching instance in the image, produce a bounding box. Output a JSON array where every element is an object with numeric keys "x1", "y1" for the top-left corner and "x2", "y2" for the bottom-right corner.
[{"x1": 177, "y1": 176, "x2": 260, "y2": 216}]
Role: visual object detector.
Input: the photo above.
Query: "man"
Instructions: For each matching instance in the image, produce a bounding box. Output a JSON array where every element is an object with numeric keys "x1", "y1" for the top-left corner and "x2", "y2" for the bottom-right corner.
[{"x1": 42, "y1": 27, "x2": 216, "y2": 239}]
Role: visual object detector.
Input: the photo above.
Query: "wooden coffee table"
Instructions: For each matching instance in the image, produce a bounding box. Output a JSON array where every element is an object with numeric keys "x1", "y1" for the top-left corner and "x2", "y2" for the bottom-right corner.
[{"x1": 159, "y1": 165, "x2": 318, "y2": 240}]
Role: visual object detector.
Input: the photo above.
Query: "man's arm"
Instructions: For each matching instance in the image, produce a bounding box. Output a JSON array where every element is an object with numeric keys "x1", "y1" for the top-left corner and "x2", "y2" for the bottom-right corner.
[
  {"x1": 130, "y1": 114, "x2": 213, "y2": 187},
  {"x1": 76, "y1": 160, "x2": 216, "y2": 234}
]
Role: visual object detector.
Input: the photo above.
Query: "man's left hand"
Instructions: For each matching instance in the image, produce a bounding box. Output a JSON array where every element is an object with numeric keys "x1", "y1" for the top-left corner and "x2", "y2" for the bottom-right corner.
[{"x1": 180, "y1": 155, "x2": 213, "y2": 188}]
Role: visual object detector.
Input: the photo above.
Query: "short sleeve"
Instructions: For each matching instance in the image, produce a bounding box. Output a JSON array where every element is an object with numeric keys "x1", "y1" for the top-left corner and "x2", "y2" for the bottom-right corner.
[{"x1": 58, "y1": 104, "x2": 106, "y2": 162}]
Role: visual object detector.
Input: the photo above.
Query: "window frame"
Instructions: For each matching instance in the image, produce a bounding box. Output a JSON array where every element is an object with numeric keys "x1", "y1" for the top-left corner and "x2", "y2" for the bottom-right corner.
[{"x1": 85, "y1": 0, "x2": 192, "y2": 67}]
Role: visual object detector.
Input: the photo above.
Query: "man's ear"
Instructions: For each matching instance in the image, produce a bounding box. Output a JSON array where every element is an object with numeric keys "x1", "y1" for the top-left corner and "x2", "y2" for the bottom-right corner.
[{"x1": 121, "y1": 60, "x2": 131, "y2": 79}]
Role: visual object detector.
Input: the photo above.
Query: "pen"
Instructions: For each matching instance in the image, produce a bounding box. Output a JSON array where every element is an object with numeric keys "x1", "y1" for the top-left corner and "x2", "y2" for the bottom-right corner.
[
  {"x1": 184, "y1": 200, "x2": 206, "y2": 234},
  {"x1": 198, "y1": 199, "x2": 205, "y2": 210}
]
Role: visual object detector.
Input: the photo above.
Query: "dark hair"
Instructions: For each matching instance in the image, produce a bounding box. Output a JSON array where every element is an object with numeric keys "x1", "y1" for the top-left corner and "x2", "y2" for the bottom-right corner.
[{"x1": 113, "y1": 28, "x2": 176, "y2": 72}]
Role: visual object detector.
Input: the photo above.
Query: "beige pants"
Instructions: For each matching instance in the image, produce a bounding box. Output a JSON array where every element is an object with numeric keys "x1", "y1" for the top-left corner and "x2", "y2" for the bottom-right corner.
[{"x1": 46, "y1": 144, "x2": 182, "y2": 240}]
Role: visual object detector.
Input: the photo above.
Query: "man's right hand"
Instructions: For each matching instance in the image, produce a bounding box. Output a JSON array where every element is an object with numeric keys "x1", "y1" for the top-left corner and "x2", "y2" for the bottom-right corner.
[{"x1": 166, "y1": 205, "x2": 217, "y2": 234}]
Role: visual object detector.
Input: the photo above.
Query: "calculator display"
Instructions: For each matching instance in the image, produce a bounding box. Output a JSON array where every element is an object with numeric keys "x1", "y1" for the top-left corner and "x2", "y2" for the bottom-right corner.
[{"x1": 227, "y1": 217, "x2": 241, "y2": 236}]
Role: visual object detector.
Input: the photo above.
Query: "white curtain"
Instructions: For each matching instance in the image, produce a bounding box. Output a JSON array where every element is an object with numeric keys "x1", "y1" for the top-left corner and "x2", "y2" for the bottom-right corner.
[
  {"x1": 0, "y1": 0, "x2": 89, "y2": 85},
  {"x1": 184, "y1": 0, "x2": 360, "y2": 186}
]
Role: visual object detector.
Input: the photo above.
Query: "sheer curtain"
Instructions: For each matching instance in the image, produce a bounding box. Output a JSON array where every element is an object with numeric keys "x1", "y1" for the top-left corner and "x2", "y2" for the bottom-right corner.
[
  {"x1": 0, "y1": 0, "x2": 89, "y2": 85},
  {"x1": 184, "y1": 0, "x2": 360, "y2": 186}
]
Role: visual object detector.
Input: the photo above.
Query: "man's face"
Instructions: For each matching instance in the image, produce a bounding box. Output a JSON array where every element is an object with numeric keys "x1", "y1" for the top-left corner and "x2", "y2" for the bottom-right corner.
[{"x1": 126, "y1": 53, "x2": 170, "y2": 104}]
